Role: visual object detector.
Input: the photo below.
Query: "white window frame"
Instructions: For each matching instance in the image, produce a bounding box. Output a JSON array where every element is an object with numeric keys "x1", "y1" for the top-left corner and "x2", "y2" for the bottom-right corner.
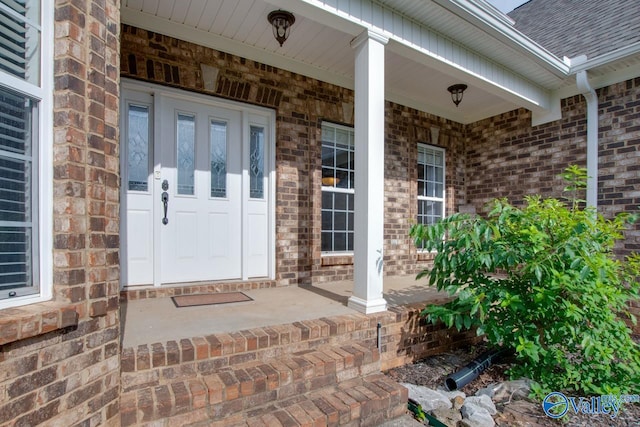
[
  {"x1": 0, "y1": 0, "x2": 53, "y2": 309},
  {"x1": 321, "y1": 122, "x2": 355, "y2": 255},
  {"x1": 417, "y1": 143, "x2": 446, "y2": 248}
]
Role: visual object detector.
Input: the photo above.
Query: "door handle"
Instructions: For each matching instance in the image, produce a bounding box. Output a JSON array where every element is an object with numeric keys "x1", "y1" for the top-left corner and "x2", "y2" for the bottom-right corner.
[{"x1": 161, "y1": 180, "x2": 169, "y2": 225}]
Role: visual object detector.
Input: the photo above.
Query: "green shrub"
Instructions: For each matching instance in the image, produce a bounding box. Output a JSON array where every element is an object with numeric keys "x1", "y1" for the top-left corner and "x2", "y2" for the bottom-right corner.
[{"x1": 410, "y1": 166, "x2": 640, "y2": 397}]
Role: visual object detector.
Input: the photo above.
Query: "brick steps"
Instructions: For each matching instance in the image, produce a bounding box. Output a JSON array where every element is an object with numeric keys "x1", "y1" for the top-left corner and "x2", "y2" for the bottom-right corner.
[{"x1": 121, "y1": 341, "x2": 405, "y2": 426}]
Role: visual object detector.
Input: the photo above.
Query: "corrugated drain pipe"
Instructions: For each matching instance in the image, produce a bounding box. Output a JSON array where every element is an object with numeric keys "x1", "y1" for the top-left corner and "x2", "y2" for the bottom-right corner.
[{"x1": 576, "y1": 70, "x2": 598, "y2": 208}]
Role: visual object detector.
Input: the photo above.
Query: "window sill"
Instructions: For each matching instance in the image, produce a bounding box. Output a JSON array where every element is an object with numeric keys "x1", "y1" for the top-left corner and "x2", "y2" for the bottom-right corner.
[
  {"x1": 0, "y1": 301, "x2": 79, "y2": 346},
  {"x1": 416, "y1": 251, "x2": 436, "y2": 262},
  {"x1": 321, "y1": 254, "x2": 354, "y2": 266}
]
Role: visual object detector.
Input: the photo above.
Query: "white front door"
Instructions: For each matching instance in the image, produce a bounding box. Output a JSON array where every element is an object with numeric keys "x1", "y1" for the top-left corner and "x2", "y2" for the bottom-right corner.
[
  {"x1": 120, "y1": 83, "x2": 274, "y2": 287},
  {"x1": 160, "y1": 98, "x2": 242, "y2": 283}
]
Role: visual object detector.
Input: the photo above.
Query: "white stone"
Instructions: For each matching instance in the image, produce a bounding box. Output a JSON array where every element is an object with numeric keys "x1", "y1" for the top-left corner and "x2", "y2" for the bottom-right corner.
[
  {"x1": 465, "y1": 394, "x2": 497, "y2": 415},
  {"x1": 402, "y1": 383, "x2": 452, "y2": 412},
  {"x1": 461, "y1": 401, "x2": 496, "y2": 427}
]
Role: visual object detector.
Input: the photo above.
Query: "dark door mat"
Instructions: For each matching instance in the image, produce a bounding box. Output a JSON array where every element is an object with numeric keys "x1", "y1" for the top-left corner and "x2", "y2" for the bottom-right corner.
[{"x1": 171, "y1": 292, "x2": 253, "y2": 307}]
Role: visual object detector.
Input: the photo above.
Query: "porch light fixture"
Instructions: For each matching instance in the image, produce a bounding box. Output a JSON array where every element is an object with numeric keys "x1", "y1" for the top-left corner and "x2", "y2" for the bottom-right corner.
[
  {"x1": 268, "y1": 10, "x2": 295, "y2": 47},
  {"x1": 447, "y1": 84, "x2": 468, "y2": 107}
]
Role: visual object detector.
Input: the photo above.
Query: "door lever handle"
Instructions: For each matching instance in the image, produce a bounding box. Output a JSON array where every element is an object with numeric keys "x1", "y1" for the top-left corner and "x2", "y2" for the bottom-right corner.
[
  {"x1": 161, "y1": 191, "x2": 169, "y2": 225},
  {"x1": 161, "y1": 179, "x2": 169, "y2": 225}
]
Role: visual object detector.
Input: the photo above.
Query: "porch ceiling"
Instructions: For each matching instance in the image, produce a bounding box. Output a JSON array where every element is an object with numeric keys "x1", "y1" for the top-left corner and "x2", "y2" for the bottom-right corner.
[{"x1": 121, "y1": 0, "x2": 561, "y2": 124}]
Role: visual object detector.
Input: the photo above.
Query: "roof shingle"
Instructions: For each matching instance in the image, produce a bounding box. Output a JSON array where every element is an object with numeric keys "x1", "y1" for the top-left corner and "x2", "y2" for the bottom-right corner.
[{"x1": 508, "y1": 0, "x2": 640, "y2": 59}]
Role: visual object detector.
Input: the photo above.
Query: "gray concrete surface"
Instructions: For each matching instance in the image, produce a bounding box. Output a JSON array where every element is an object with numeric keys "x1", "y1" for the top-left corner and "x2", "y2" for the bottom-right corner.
[{"x1": 120, "y1": 275, "x2": 445, "y2": 348}]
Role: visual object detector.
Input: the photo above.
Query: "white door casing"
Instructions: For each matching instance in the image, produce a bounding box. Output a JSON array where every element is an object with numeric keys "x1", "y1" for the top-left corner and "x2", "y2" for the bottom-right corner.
[{"x1": 120, "y1": 81, "x2": 275, "y2": 287}]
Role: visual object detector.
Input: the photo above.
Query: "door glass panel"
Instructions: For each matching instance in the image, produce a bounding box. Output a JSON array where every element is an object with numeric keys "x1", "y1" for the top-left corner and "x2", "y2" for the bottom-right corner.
[
  {"x1": 127, "y1": 104, "x2": 150, "y2": 191},
  {"x1": 210, "y1": 120, "x2": 227, "y2": 198},
  {"x1": 249, "y1": 126, "x2": 264, "y2": 199},
  {"x1": 177, "y1": 113, "x2": 195, "y2": 195}
]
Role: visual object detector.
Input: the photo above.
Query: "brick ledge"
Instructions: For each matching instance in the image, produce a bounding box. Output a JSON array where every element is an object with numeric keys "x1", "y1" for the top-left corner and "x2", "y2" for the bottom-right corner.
[{"x1": 0, "y1": 301, "x2": 79, "y2": 346}]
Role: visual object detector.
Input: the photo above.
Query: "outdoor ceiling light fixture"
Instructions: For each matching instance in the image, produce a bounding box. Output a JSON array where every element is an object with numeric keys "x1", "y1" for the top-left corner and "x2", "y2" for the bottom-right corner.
[
  {"x1": 447, "y1": 84, "x2": 468, "y2": 107},
  {"x1": 268, "y1": 10, "x2": 295, "y2": 47}
]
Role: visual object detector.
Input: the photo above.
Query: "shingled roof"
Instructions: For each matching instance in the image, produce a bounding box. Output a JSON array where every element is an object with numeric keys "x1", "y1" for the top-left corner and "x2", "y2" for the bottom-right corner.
[{"x1": 508, "y1": 0, "x2": 640, "y2": 60}]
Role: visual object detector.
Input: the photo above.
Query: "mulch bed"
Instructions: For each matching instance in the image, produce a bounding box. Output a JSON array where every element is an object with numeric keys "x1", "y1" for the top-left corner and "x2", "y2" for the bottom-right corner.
[{"x1": 385, "y1": 340, "x2": 640, "y2": 426}]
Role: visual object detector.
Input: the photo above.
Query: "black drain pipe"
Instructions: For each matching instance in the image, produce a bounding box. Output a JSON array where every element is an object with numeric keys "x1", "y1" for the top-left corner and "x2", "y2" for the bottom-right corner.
[
  {"x1": 376, "y1": 322, "x2": 382, "y2": 351},
  {"x1": 445, "y1": 349, "x2": 505, "y2": 391}
]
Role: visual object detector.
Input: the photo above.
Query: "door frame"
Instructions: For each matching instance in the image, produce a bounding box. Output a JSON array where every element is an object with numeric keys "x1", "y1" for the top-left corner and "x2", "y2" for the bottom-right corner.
[{"x1": 119, "y1": 79, "x2": 276, "y2": 288}]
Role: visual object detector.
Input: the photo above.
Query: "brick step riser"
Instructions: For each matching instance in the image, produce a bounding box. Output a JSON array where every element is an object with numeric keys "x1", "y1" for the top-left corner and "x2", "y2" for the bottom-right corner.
[
  {"x1": 122, "y1": 322, "x2": 384, "y2": 393},
  {"x1": 121, "y1": 342, "x2": 383, "y2": 426},
  {"x1": 130, "y1": 374, "x2": 408, "y2": 427}
]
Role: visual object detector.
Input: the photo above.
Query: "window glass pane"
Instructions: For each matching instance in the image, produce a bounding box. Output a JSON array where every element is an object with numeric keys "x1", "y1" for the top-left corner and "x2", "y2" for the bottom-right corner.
[
  {"x1": 127, "y1": 104, "x2": 149, "y2": 191},
  {"x1": 334, "y1": 232, "x2": 347, "y2": 251},
  {"x1": 322, "y1": 146, "x2": 334, "y2": 168},
  {"x1": 250, "y1": 126, "x2": 264, "y2": 199},
  {"x1": 416, "y1": 143, "x2": 445, "y2": 240},
  {"x1": 334, "y1": 211, "x2": 347, "y2": 231},
  {"x1": 177, "y1": 113, "x2": 195, "y2": 195},
  {"x1": 334, "y1": 192, "x2": 347, "y2": 211},
  {"x1": 321, "y1": 232, "x2": 332, "y2": 252},
  {"x1": 0, "y1": 86, "x2": 35, "y2": 298},
  {"x1": 210, "y1": 120, "x2": 227, "y2": 198},
  {"x1": 321, "y1": 123, "x2": 355, "y2": 252},
  {"x1": 0, "y1": 0, "x2": 41, "y2": 85}
]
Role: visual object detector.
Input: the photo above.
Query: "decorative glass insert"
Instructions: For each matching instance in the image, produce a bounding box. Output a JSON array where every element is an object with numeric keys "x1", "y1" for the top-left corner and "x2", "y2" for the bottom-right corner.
[
  {"x1": 321, "y1": 122, "x2": 355, "y2": 253},
  {"x1": 210, "y1": 120, "x2": 227, "y2": 198},
  {"x1": 177, "y1": 113, "x2": 195, "y2": 195},
  {"x1": 0, "y1": 0, "x2": 41, "y2": 85},
  {"x1": 127, "y1": 104, "x2": 150, "y2": 191},
  {"x1": 0, "y1": 86, "x2": 36, "y2": 297},
  {"x1": 417, "y1": 143, "x2": 445, "y2": 227},
  {"x1": 249, "y1": 126, "x2": 264, "y2": 199}
]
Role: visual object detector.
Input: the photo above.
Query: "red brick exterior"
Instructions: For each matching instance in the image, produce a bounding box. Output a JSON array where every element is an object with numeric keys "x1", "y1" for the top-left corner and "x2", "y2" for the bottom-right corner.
[
  {"x1": 120, "y1": 25, "x2": 465, "y2": 287},
  {"x1": 1, "y1": 9, "x2": 639, "y2": 426},
  {"x1": 467, "y1": 79, "x2": 640, "y2": 327},
  {"x1": 0, "y1": 1, "x2": 121, "y2": 425}
]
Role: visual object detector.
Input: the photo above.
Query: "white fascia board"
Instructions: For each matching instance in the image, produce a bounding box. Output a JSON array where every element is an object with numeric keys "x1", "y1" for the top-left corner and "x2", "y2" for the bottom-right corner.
[
  {"x1": 570, "y1": 42, "x2": 640, "y2": 74},
  {"x1": 433, "y1": 0, "x2": 570, "y2": 78},
  {"x1": 121, "y1": 7, "x2": 354, "y2": 91}
]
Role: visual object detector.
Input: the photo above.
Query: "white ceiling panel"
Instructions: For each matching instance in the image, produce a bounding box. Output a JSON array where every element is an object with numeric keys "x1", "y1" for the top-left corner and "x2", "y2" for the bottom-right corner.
[{"x1": 121, "y1": 0, "x2": 637, "y2": 124}]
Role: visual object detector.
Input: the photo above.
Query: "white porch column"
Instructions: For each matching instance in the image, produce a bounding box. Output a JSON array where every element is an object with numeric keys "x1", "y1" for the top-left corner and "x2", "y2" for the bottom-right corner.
[{"x1": 348, "y1": 30, "x2": 388, "y2": 314}]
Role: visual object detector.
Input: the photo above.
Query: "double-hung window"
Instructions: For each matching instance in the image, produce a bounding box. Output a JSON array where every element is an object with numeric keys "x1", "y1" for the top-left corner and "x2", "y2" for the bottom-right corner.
[
  {"x1": 417, "y1": 143, "x2": 445, "y2": 232},
  {"x1": 321, "y1": 122, "x2": 354, "y2": 253},
  {"x1": 0, "y1": 0, "x2": 52, "y2": 306}
]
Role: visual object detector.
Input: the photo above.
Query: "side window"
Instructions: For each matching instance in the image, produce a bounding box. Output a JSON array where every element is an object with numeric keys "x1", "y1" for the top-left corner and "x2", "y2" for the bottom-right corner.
[
  {"x1": 0, "y1": 0, "x2": 51, "y2": 306},
  {"x1": 321, "y1": 122, "x2": 355, "y2": 253},
  {"x1": 417, "y1": 143, "x2": 445, "y2": 245}
]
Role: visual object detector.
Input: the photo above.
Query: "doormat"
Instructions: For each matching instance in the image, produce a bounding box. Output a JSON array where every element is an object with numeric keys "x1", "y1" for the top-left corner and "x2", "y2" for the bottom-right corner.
[{"x1": 171, "y1": 292, "x2": 253, "y2": 308}]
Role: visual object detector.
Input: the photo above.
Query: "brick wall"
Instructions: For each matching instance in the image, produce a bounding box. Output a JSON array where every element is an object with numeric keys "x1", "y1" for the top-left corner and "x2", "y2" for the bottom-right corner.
[
  {"x1": 466, "y1": 78, "x2": 640, "y2": 330},
  {"x1": 0, "y1": 1, "x2": 121, "y2": 425},
  {"x1": 120, "y1": 25, "x2": 464, "y2": 286}
]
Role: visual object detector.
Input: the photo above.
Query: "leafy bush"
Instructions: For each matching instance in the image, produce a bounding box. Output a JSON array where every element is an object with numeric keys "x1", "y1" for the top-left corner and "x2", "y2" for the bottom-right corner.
[{"x1": 410, "y1": 166, "x2": 640, "y2": 397}]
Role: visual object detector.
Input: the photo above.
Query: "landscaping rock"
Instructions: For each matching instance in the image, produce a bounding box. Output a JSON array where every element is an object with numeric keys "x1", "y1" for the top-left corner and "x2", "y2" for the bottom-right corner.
[
  {"x1": 465, "y1": 394, "x2": 497, "y2": 415},
  {"x1": 402, "y1": 383, "x2": 452, "y2": 412},
  {"x1": 475, "y1": 382, "x2": 502, "y2": 399},
  {"x1": 490, "y1": 379, "x2": 532, "y2": 403},
  {"x1": 461, "y1": 401, "x2": 496, "y2": 427},
  {"x1": 431, "y1": 407, "x2": 463, "y2": 427}
]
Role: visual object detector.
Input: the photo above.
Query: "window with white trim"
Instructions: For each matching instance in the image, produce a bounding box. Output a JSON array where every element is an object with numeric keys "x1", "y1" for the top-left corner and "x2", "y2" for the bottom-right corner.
[
  {"x1": 1, "y1": 0, "x2": 51, "y2": 305},
  {"x1": 417, "y1": 143, "x2": 445, "y2": 229},
  {"x1": 321, "y1": 122, "x2": 354, "y2": 253}
]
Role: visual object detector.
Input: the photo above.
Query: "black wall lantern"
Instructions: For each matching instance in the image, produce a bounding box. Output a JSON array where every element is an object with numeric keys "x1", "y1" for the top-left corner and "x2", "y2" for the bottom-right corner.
[
  {"x1": 447, "y1": 84, "x2": 468, "y2": 107},
  {"x1": 268, "y1": 10, "x2": 295, "y2": 47}
]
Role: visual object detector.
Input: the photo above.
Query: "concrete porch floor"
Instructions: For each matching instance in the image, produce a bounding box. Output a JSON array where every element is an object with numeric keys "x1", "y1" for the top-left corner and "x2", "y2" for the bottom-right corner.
[{"x1": 120, "y1": 275, "x2": 446, "y2": 348}]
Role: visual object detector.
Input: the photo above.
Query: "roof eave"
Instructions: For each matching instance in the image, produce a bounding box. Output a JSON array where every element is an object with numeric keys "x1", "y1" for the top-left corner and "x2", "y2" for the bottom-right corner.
[
  {"x1": 569, "y1": 41, "x2": 640, "y2": 74},
  {"x1": 431, "y1": 0, "x2": 570, "y2": 78}
]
